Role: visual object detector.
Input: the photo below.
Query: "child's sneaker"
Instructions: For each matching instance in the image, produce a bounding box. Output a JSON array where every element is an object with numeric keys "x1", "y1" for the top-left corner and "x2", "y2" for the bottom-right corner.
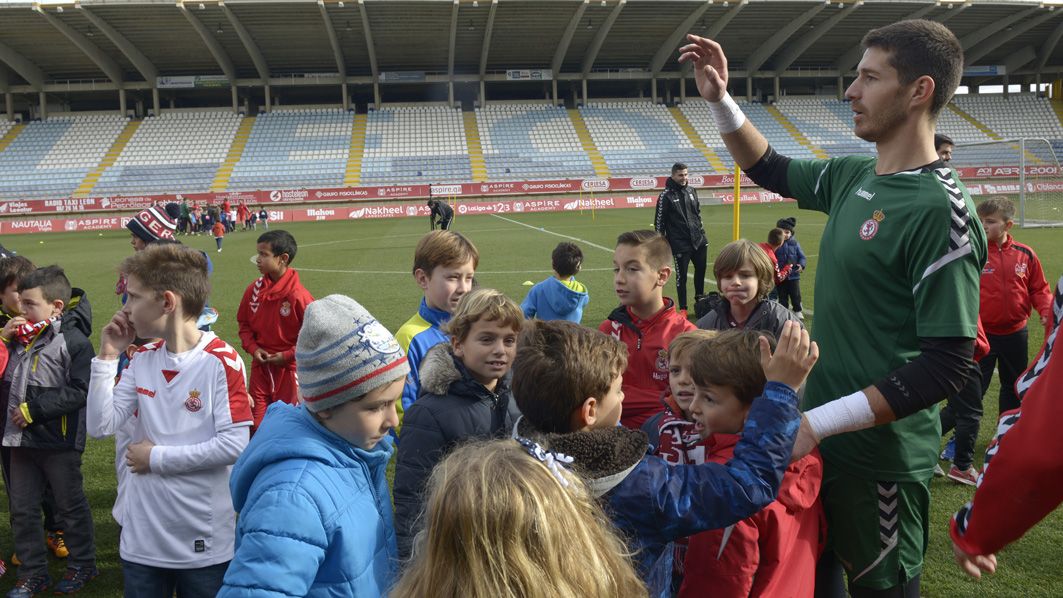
[
  {"x1": 5, "y1": 575, "x2": 50, "y2": 598},
  {"x1": 939, "y1": 437, "x2": 956, "y2": 462},
  {"x1": 947, "y1": 466, "x2": 979, "y2": 486},
  {"x1": 52, "y1": 566, "x2": 98, "y2": 595},
  {"x1": 46, "y1": 531, "x2": 68, "y2": 559}
]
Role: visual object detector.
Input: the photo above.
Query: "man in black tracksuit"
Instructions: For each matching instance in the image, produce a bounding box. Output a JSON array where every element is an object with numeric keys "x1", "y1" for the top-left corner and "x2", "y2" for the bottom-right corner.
[
  {"x1": 428, "y1": 199, "x2": 454, "y2": 230},
  {"x1": 654, "y1": 162, "x2": 708, "y2": 312}
]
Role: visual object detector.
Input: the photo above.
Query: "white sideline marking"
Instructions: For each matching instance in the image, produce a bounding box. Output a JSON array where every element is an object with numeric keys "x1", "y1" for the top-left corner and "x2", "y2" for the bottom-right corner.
[{"x1": 295, "y1": 267, "x2": 615, "y2": 275}]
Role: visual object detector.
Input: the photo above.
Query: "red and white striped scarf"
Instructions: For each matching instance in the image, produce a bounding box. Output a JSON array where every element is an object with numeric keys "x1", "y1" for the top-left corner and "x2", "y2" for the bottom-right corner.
[{"x1": 13, "y1": 316, "x2": 59, "y2": 346}]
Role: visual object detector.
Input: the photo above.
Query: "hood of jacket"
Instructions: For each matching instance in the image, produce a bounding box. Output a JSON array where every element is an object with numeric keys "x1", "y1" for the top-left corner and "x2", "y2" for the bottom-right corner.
[
  {"x1": 419, "y1": 343, "x2": 511, "y2": 400},
  {"x1": 543, "y1": 277, "x2": 589, "y2": 315},
  {"x1": 229, "y1": 402, "x2": 394, "y2": 512},
  {"x1": 261, "y1": 268, "x2": 304, "y2": 303},
  {"x1": 61, "y1": 288, "x2": 92, "y2": 338},
  {"x1": 514, "y1": 416, "x2": 647, "y2": 497},
  {"x1": 708, "y1": 433, "x2": 822, "y2": 512}
]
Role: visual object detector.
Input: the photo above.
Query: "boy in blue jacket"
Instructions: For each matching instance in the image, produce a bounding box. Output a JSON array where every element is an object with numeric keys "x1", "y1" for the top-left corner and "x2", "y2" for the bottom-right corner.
[
  {"x1": 219, "y1": 295, "x2": 410, "y2": 597},
  {"x1": 773, "y1": 217, "x2": 807, "y2": 319},
  {"x1": 521, "y1": 242, "x2": 590, "y2": 323},
  {"x1": 511, "y1": 319, "x2": 816, "y2": 598}
]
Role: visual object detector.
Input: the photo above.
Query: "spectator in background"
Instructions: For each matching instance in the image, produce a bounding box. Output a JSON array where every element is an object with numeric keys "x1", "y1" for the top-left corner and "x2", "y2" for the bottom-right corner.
[{"x1": 654, "y1": 163, "x2": 708, "y2": 314}]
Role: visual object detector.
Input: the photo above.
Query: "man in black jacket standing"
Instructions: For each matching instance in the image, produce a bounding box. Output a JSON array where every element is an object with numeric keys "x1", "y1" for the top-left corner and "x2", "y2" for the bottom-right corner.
[{"x1": 654, "y1": 162, "x2": 708, "y2": 312}]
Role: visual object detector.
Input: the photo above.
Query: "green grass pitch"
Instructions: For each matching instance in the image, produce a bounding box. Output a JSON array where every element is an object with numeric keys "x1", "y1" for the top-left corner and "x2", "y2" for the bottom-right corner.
[{"x1": 1, "y1": 203, "x2": 1061, "y2": 596}]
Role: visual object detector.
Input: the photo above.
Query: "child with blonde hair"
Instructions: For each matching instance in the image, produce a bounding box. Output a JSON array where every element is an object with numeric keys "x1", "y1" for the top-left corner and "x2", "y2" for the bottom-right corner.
[
  {"x1": 392, "y1": 438, "x2": 646, "y2": 598},
  {"x1": 394, "y1": 288, "x2": 524, "y2": 559}
]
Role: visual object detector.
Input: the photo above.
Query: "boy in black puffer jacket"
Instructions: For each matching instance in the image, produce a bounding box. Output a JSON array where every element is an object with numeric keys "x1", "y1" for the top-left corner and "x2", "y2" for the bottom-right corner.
[{"x1": 394, "y1": 288, "x2": 523, "y2": 560}]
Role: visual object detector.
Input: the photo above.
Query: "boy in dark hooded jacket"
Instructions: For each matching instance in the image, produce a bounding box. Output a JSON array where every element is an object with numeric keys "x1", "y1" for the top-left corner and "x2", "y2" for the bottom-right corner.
[
  {"x1": 394, "y1": 289, "x2": 524, "y2": 559},
  {"x1": 510, "y1": 319, "x2": 817, "y2": 598}
]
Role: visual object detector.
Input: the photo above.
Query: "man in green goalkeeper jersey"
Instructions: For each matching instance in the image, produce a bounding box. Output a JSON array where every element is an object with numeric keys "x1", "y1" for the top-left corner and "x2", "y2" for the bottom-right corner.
[{"x1": 679, "y1": 19, "x2": 986, "y2": 597}]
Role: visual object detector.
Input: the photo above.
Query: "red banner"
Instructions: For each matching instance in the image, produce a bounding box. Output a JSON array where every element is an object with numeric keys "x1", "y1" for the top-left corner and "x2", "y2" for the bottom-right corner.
[{"x1": 0, "y1": 193, "x2": 795, "y2": 235}]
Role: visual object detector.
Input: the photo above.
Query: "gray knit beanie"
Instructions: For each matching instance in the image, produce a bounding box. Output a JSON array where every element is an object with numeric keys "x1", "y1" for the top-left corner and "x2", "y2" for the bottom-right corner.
[{"x1": 297, "y1": 294, "x2": 410, "y2": 412}]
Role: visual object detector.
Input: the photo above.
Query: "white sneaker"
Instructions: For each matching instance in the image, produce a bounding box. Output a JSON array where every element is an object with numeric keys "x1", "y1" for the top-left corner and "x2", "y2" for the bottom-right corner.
[
  {"x1": 795, "y1": 311, "x2": 805, "y2": 320},
  {"x1": 933, "y1": 464, "x2": 945, "y2": 477},
  {"x1": 217, "y1": 248, "x2": 222, "y2": 252}
]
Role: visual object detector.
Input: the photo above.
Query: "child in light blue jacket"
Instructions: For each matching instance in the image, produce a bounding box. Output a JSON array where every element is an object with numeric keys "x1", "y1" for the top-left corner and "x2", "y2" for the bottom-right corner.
[
  {"x1": 219, "y1": 295, "x2": 410, "y2": 597},
  {"x1": 521, "y1": 242, "x2": 590, "y2": 323}
]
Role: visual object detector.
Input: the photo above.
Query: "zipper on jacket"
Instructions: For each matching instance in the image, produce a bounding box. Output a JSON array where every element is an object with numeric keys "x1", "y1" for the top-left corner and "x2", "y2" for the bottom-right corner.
[{"x1": 62, "y1": 415, "x2": 67, "y2": 438}]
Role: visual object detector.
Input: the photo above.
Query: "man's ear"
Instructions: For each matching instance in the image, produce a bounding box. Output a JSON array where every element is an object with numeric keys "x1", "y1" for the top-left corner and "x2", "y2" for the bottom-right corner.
[{"x1": 909, "y1": 75, "x2": 936, "y2": 113}]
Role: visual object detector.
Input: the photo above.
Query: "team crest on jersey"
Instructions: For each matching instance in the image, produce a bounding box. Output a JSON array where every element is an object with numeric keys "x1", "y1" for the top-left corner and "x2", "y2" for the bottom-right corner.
[
  {"x1": 280, "y1": 301, "x2": 292, "y2": 317},
  {"x1": 184, "y1": 389, "x2": 203, "y2": 413},
  {"x1": 1015, "y1": 262, "x2": 1028, "y2": 277},
  {"x1": 655, "y1": 349, "x2": 669, "y2": 373},
  {"x1": 859, "y1": 210, "x2": 886, "y2": 241}
]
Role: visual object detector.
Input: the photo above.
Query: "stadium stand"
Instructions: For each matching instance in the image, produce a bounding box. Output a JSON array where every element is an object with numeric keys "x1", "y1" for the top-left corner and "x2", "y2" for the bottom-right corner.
[
  {"x1": 228, "y1": 109, "x2": 350, "y2": 191},
  {"x1": 475, "y1": 103, "x2": 596, "y2": 179},
  {"x1": 93, "y1": 111, "x2": 241, "y2": 196},
  {"x1": 774, "y1": 98, "x2": 876, "y2": 157},
  {"x1": 0, "y1": 115, "x2": 127, "y2": 200},
  {"x1": 360, "y1": 106, "x2": 472, "y2": 184},
  {"x1": 954, "y1": 94, "x2": 1063, "y2": 141},
  {"x1": 580, "y1": 101, "x2": 712, "y2": 177}
]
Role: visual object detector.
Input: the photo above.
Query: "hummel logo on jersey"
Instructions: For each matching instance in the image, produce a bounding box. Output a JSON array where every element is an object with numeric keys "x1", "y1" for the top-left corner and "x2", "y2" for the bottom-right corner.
[
  {"x1": 610, "y1": 321, "x2": 622, "y2": 341},
  {"x1": 856, "y1": 187, "x2": 875, "y2": 201}
]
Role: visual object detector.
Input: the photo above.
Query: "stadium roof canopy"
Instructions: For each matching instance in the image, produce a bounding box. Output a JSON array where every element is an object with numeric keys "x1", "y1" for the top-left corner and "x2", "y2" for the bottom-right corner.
[{"x1": 0, "y1": 0, "x2": 1061, "y2": 105}]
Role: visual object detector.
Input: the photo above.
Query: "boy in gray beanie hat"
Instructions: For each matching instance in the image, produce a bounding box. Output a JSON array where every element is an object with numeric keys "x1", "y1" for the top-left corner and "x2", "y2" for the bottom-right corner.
[{"x1": 220, "y1": 295, "x2": 409, "y2": 597}]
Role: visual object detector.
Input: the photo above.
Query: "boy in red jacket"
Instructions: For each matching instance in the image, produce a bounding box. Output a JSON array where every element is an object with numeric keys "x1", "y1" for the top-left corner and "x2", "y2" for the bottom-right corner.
[
  {"x1": 680, "y1": 329, "x2": 825, "y2": 598},
  {"x1": 237, "y1": 230, "x2": 314, "y2": 430},
  {"x1": 600, "y1": 230, "x2": 696, "y2": 429},
  {"x1": 976, "y1": 197, "x2": 1052, "y2": 415}
]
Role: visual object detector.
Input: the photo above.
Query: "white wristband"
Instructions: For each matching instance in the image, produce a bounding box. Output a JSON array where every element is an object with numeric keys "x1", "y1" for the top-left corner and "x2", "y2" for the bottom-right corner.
[
  {"x1": 708, "y1": 92, "x2": 746, "y2": 134},
  {"x1": 804, "y1": 390, "x2": 876, "y2": 441}
]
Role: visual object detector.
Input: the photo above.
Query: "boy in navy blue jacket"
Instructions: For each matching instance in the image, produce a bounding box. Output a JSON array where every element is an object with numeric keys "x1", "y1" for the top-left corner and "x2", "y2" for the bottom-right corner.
[
  {"x1": 511, "y1": 319, "x2": 817, "y2": 598},
  {"x1": 773, "y1": 217, "x2": 808, "y2": 319}
]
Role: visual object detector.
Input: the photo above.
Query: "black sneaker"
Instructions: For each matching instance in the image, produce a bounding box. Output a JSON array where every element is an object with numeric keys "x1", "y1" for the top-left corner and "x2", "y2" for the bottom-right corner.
[
  {"x1": 52, "y1": 566, "x2": 98, "y2": 595},
  {"x1": 6, "y1": 575, "x2": 50, "y2": 598}
]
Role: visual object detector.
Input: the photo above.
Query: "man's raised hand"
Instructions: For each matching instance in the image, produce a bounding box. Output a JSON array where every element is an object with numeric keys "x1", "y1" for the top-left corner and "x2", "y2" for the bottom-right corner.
[{"x1": 679, "y1": 35, "x2": 729, "y2": 102}]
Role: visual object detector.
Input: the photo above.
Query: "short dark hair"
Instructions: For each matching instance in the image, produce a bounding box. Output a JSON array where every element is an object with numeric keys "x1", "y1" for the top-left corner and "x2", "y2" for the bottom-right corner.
[
  {"x1": 671, "y1": 163, "x2": 688, "y2": 174},
  {"x1": 512, "y1": 320, "x2": 627, "y2": 434},
  {"x1": 258, "y1": 230, "x2": 298, "y2": 264},
  {"x1": 616, "y1": 230, "x2": 673, "y2": 270},
  {"x1": 862, "y1": 19, "x2": 963, "y2": 118},
  {"x1": 552, "y1": 242, "x2": 584, "y2": 278},
  {"x1": 767, "y1": 228, "x2": 786, "y2": 246},
  {"x1": 934, "y1": 133, "x2": 953, "y2": 149},
  {"x1": 19, "y1": 265, "x2": 71, "y2": 305},
  {"x1": 0, "y1": 256, "x2": 35, "y2": 292}
]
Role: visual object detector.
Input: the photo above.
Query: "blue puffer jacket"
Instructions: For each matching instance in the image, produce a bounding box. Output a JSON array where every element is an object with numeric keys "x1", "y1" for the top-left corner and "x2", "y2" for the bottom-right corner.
[
  {"x1": 514, "y1": 381, "x2": 800, "y2": 598},
  {"x1": 219, "y1": 402, "x2": 398, "y2": 598},
  {"x1": 774, "y1": 237, "x2": 807, "y2": 280}
]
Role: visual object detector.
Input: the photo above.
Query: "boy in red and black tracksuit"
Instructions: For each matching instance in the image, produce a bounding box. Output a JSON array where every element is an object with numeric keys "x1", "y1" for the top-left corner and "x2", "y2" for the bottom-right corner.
[
  {"x1": 975, "y1": 197, "x2": 1053, "y2": 415},
  {"x1": 237, "y1": 230, "x2": 313, "y2": 431},
  {"x1": 600, "y1": 230, "x2": 696, "y2": 430}
]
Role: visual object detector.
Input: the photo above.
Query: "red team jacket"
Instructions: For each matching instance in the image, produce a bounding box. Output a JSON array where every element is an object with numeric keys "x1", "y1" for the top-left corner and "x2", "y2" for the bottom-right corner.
[
  {"x1": 236, "y1": 269, "x2": 314, "y2": 363},
  {"x1": 600, "y1": 299, "x2": 696, "y2": 429},
  {"x1": 980, "y1": 235, "x2": 1052, "y2": 336},
  {"x1": 952, "y1": 275, "x2": 1063, "y2": 556},
  {"x1": 758, "y1": 242, "x2": 793, "y2": 286},
  {"x1": 680, "y1": 434, "x2": 826, "y2": 598}
]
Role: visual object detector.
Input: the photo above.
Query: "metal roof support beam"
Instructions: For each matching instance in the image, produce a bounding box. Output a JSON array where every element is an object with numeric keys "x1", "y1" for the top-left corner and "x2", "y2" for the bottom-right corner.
[
  {"x1": 0, "y1": 41, "x2": 46, "y2": 91},
  {"x1": 959, "y1": 7, "x2": 1040, "y2": 51},
  {"x1": 1003, "y1": 45, "x2": 1038, "y2": 75},
  {"x1": 745, "y1": 3, "x2": 824, "y2": 76},
  {"x1": 551, "y1": 0, "x2": 588, "y2": 77},
  {"x1": 447, "y1": 0, "x2": 458, "y2": 106},
  {"x1": 966, "y1": 12, "x2": 1059, "y2": 66},
  {"x1": 357, "y1": 0, "x2": 380, "y2": 108},
  {"x1": 318, "y1": 2, "x2": 348, "y2": 110},
  {"x1": 33, "y1": 6, "x2": 124, "y2": 88},
  {"x1": 648, "y1": 0, "x2": 713, "y2": 78},
  {"x1": 178, "y1": 3, "x2": 237, "y2": 84},
  {"x1": 220, "y1": 3, "x2": 270, "y2": 86},
  {"x1": 680, "y1": 1, "x2": 747, "y2": 83},
  {"x1": 77, "y1": 7, "x2": 157, "y2": 84},
  {"x1": 581, "y1": 0, "x2": 626, "y2": 77},
  {"x1": 1035, "y1": 18, "x2": 1063, "y2": 75},
  {"x1": 773, "y1": 2, "x2": 861, "y2": 76},
  {"x1": 478, "y1": 0, "x2": 498, "y2": 106},
  {"x1": 835, "y1": 3, "x2": 937, "y2": 73}
]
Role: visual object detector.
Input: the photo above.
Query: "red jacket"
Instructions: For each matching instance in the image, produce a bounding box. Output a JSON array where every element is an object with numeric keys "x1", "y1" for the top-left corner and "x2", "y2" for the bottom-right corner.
[
  {"x1": 600, "y1": 299, "x2": 696, "y2": 429},
  {"x1": 680, "y1": 434, "x2": 826, "y2": 598},
  {"x1": 980, "y1": 235, "x2": 1052, "y2": 336},
  {"x1": 236, "y1": 269, "x2": 314, "y2": 363},
  {"x1": 951, "y1": 275, "x2": 1063, "y2": 556},
  {"x1": 758, "y1": 242, "x2": 792, "y2": 285}
]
